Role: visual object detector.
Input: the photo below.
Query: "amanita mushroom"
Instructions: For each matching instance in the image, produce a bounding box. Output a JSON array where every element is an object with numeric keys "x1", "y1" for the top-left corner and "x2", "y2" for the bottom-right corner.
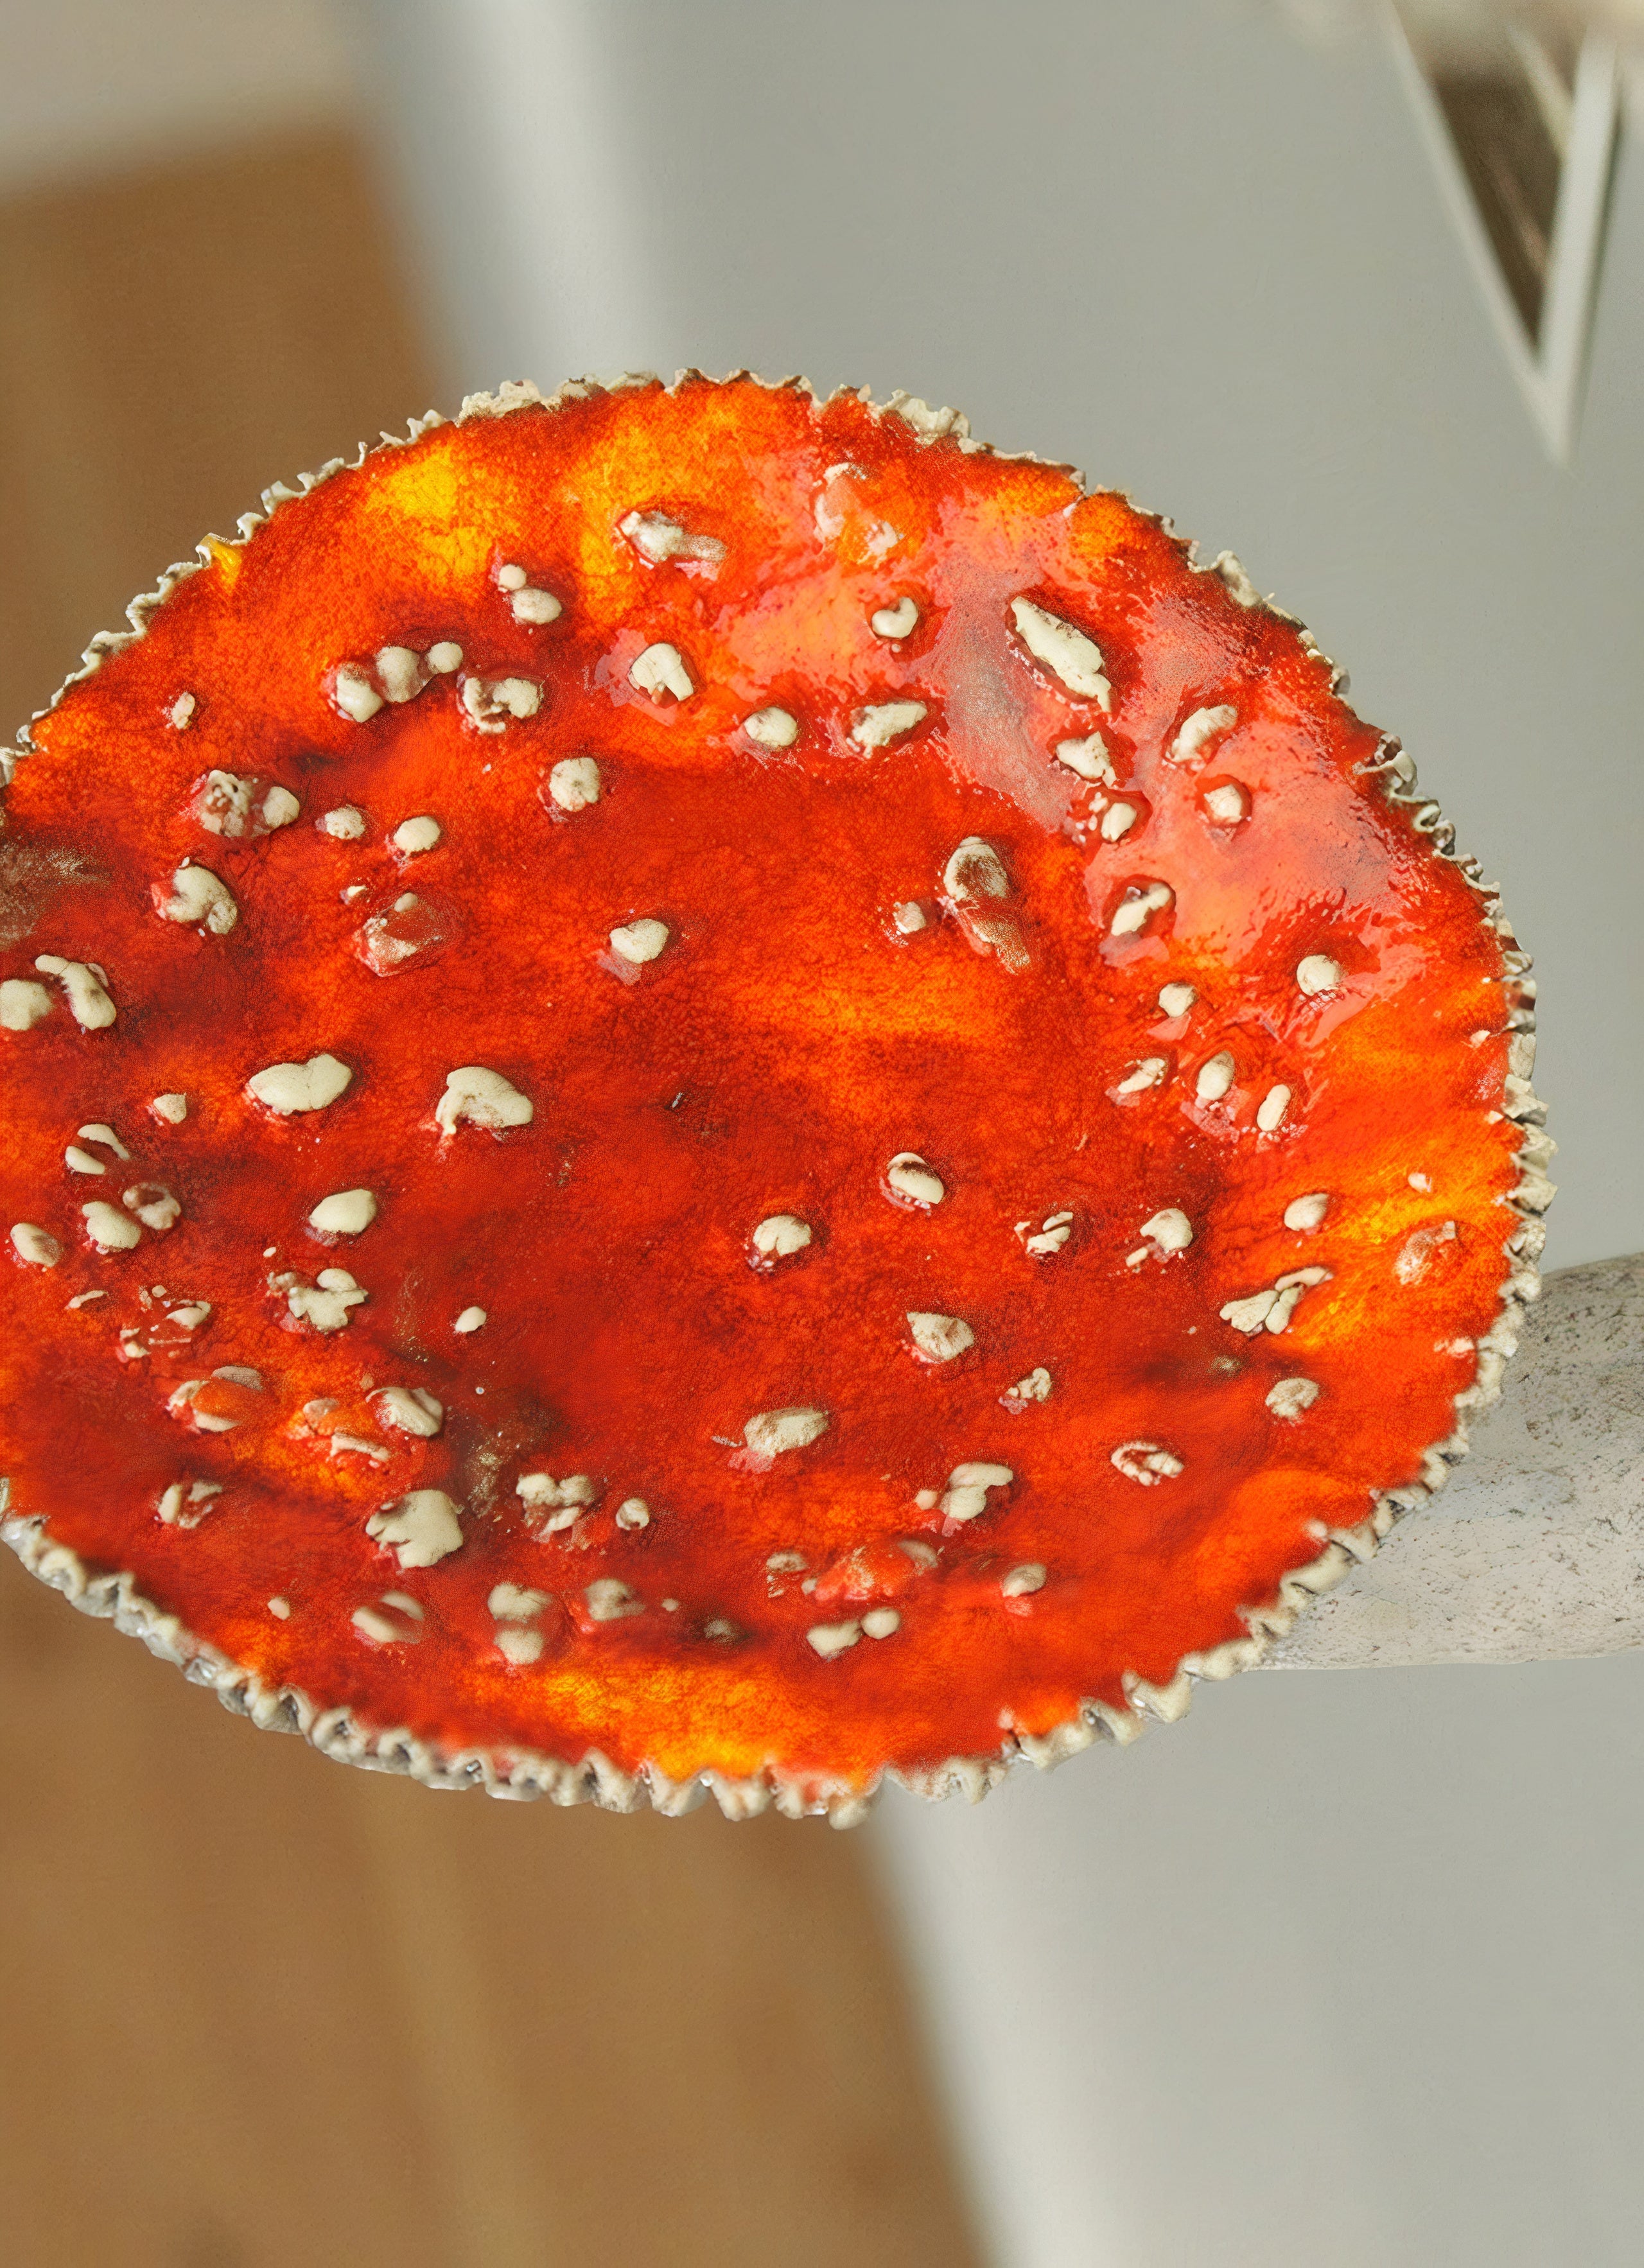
[{"x1": 0, "y1": 375, "x2": 1546, "y2": 1822}]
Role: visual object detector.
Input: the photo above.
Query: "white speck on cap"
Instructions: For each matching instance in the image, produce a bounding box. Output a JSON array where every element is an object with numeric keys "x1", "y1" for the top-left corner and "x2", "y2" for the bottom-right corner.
[
  {"x1": 153, "y1": 864, "x2": 238, "y2": 935},
  {"x1": 1099, "y1": 800, "x2": 1139, "y2": 842},
  {"x1": 1053, "y1": 731, "x2": 1115, "y2": 783},
  {"x1": 884, "y1": 1153, "x2": 945, "y2": 1208},
  {"x1": 862, "y1": 1607, "x2": 901, "y2": 1639},
  {"x1": 548, "y1": 756, "x2": 601, "y2": 812},
  {"x1": 152, "y1": 1092, "x2": 188, "y2": 1124},
  {"x1": 1110, "y1": 1440, "x2": 1184, "y2": 1485},
  {"x1": 82, "y1": 1201, "x2": 141, "y2": 1252},
  {"x1": 319, "y1": 806, "x2": 367, "y2": 840},
  {"x1": 751, "y1": 1214, "x2": 812, "y2": 1262},
  {"x1": 392, "y1": 815, "x2": 442, "y2": 856},
  {"x1": 1159, "y1": 983, "x2": 1196, "y2": 1018},
  {"x1": 807, "y1": 1621, "x2": 861, "y2": 1659},
  {"x1": 1139, "y1": 1207, "x2": 1194, "y2": 1255},
  {"x1": 308, "y1": 1188, "x2": 376, "y2": 1237},
  {"x1": 620, "y1": 510, "x2": 725, "y2": 567},
  {"x1": 1202, "y1": 780, "x2": 1250, "y2": 825},
  {"x1": 1169, "y1": 704, "x2": 1237, "y2": 765},
  {"x1": 374, "y1": 1386, "x2": 444, "y2": 1438},
  {"x1": 376, "y1": 646, "x2": 424, "y2": 704},
  {"x1": 851, "y1": 700, "x2": 927, "y2": 751},
  {"x1": 1110, "y1": 882, "x2": 1173, "y2": 938},
  {"x1": 426, "y1": 641, "x2": 464, "y2": 674},
  {"x1": 1283, "y1": 1191, "x2": 1330, "y2": 1233},
  {"x1": 1010, "y1": 598, "x2": 1111, "y2": 707},
  {"x1": 1296, "y1": 954, "x2": 1343, "y2": 997},
  {"x1": 1196, "y1": 1051, "x2": 1235, "y2": 1103},
  {"x1": 1113, "y1": 1057, "x2": 1167, "y2": 1096},
  {"x1": 435, "y1": 1066, "x2": 532, "y2": 1136},
  {"x1": 168, "y1": 692, "x2": 196, "y2": 729},
  {"x1": 367, "y1": 1488, "x2": 464, "y2": 1569},
  {"x1": 34, "y1": 956, "x2": 116, "y2": 1030},
  {"x1": 247, "y1": 1054, "x2": 352, "y2": 1115},
  {"x1": 1256, "y1": 1084, "x2": 1291, "y2": 1132},
  {"x1": 454, "y1": 1305, "x2": 487, "y2": 1334},
  {"x1": 1266, "y1": 1376, "x2": 1322, "y2": 1421},
  {"x1": 940, "y1": 1462, "x2": 1013, "y2": 1521},
  {"x1": 331, "y1": 665, "x2": 382, "y2": 723},
  {"x1": 609, "y1": 918, "x2": 670, "y2": 966},
  {"x1": 615, "y1": 1498, "x2": 651, "y2": 1530},
  {"x1": 1, "y1": 977, "x2": 53, "y2": 1031},
  {"x1": 10, "y1": 1223, "x2": 61, "y2": 1266},
  {"x1": 892, "y1": 902, "x2": 926, "y2": 934},
  {"x1": 629, "y1": 642, "x2": 694, "y2": 701},
  {"x1": 744, "y1": 1406, "x2": 830, "y2": 1458},
  {"x1": 1001, "y1": 1564, "x2": 1045, "y2": 1598},
  {"x1": 870, "y1": 596, "x2": 919, "y2": 640},
  {"x1": 744, "y1": 706, "x2": 798, "y2": 750},
  {"x1": 584, "y1": 1578, "x2": 643, "y2": 1623},
  {"x1": 906, "y1": 1311, "x2": 975, "y2": 1363}
]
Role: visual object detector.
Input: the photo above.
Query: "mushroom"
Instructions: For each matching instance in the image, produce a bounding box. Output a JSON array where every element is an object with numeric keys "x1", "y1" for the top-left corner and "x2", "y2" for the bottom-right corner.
[{"x1": 0, "y1": 374, "x2": 1541, "y2": 1825}]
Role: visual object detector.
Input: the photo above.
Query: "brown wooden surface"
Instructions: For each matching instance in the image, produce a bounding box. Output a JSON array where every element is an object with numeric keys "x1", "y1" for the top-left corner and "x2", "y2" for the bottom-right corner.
[{"x1": 0, "y1": 128, "x2": 981, "y2": 2268}]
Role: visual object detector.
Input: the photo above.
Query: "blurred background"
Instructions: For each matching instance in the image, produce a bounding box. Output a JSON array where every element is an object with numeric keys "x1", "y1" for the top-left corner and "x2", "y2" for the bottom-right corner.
[{"x1": 3, "y1": 5, "x2": 1641, "y2": 2263}]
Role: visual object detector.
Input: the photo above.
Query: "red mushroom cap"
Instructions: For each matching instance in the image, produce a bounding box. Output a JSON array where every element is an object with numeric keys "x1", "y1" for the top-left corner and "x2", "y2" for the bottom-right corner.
[{"x1": 0, "y1": 376, "x2": 1547, "y2": 1821}]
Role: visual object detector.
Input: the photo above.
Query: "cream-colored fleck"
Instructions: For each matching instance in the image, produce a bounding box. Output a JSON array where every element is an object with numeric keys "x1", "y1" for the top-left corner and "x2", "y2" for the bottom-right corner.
[
  {"x1": 10, "y1": 1223, "x2": 61, "y2": 1266},
  {"x1": 1139, "y1": 1207, "x2": 1194, "y2": 1256},
  {"x1": 852, "y1": 700, "x2": 927, "y2": 751},
  {"x1": 1266, "y1": 1376, "x2": 1322, "y2": 1421},
  {"x1": 1169, "y1": 704, "x2": 1236, "y2": 765},
  {"x1": 308, "y1": 1187, "x2": 376, "y2": 1237},
  {"x1": 584, "y1": 1578, "x2": 643, "y2": 1623},
  {"x1": 435, "y1": 1065, "x2": 532, "y2": 1137},
  {"x1": 1159, "y1": 982, "x2": 1196, "y2": 1018},
  {"x1": 454, "y1": 1305, "x2": 487, "y2": 1334},
  {"x1": 862, "y1": 1607, "x2": 901, "y2": 1639},
  {"x1": 885, "y1": 1152, "x2": 945, "y2": 1208},
  {"x1": 367, "y1": 1488, "x2": 463, "y2": 1569},
  {"x1": 907, "y1": 1311, "x2": 975, "y2": 1363},
  {"x1": 1001, "y1": 1564, "x2": 1045, "y2": 1598},
  {"x1": 1010, "y1": 598, "x2": 1111, "y2": 707},
  {"x1": 940, "y1": 1462, "x2": 1014, "y2": 1522},
  {"x1": 1283, "y1": 1191, "x2": 1330, "y2": 1233},
  {"x1": 1114, "y1": 1057, "x2": 1167, "y2": 1096},
  {"x1": 154, "y1": 864, "x2": 237, "y2": 935},
  {"x1": 1196, "y1": 1051, "x2": 1236, "y2": 1103},
  {"x1": 374, "y1": 1385, "x2": 444, "y2": 1438},
  {"x1": 609, "y1": 918, "x2": 670, "y2": 966},
  {"x1": 744, "y1": 1406, "x2": 830, "y2": 1458},
  {"x1": 1053, "y1": 731, "x2": 1115, "y2": 783},
  {"x1": 871, "y1": 597, "x2": 919, "y2": 640},
  {"x1": 319, "y1": 805, "x2": 367, "y2": 840},
  {"x1": 1256, "y1": 1083, "x2": 1291, "y2": 1132},
  {"x1": 548, "y1": 756, "x2": 601, "y2": 812},
  {"x1": 744, "y1": 706, "x2": 798, "y2": 751},
  {"x1": 1110, "y1": 1440, "x2": 1184, "y2": 1485},
  {"x1": 751, "y1": 1213, "x2": 812, "y2": 1262},
  {"x1": 1, "y1": 978, "x2": 53, "y2": 1031},
  {"x1": 82, "y1": 1201, "x2": 141, "y2": 1253},
  {"x1": 152, "y1": 1093, "x2": 188, "y2": 1124},
  {"x1": 376, "y1": 646, "x2": 424, "y2": 704},
  {"x1": 247, "y1": 1054, "x2": 352, "y2": 1115},
  {"x1": 629, "y1": 642, "x2": 694, "y2": 702},
  {"x1": 35, "y1": 956, "x2": 116, "y2": 1030},
  {"x1": 332, "y1": 665, "x2": 383, "y2": 723},
  {"x1": 1296, "y1": 954, "x2": 1343, "y2": 997},
  {"x1": 1202, "y1": 780, "x2": 1250, "y2": 824},
  {"x1": 807, "y1": 1620, "x2": 861, "y2": 1660},
  {"x1": 391, "y1": 814, "x2": 442, "y2": 857},
  {"x1": 1110, "y1": 881, "x2": 1173, "y2": 938}
]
